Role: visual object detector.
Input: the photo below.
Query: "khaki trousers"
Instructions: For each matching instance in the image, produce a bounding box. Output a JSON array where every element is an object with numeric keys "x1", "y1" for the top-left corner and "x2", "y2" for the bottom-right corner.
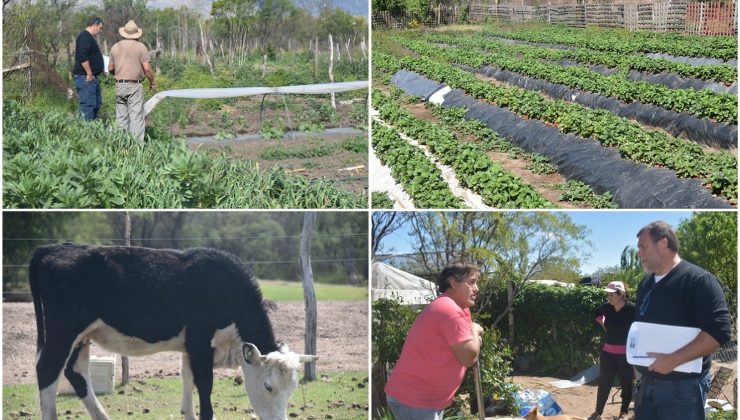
[{"x1": 115, "y1": 82, "x2": 146, "y2": 141}]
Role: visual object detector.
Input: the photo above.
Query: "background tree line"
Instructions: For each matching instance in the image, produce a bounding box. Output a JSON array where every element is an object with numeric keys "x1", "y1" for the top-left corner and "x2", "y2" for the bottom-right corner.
[
  {"x1": 3, "y1": 0, "x2": 367, "y2": 73},
  {"x1": 3, "y1": 212, "x2": 369, "y2": 291}
]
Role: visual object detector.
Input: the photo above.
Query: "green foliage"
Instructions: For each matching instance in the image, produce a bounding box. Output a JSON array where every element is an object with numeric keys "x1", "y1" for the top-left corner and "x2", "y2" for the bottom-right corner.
[
  {"x1": 2, "y1": 100, "x2": 366, "y2": 209},
  {"x1": 555, "y1": 180, "x2": 618, "y2": 209},
  {"x1": 455, "y1": 328, "x2": 519, "y2": 416},
  {"x1": 340, "y1": 136, "x2": 368, "y2": 154},
  {"x1": 706, "y1": 410, "x2": 737, "y2": 420},
  {"x1": 373, "y1": 90, "x2": 553, "y2": 209},
  {"x1": 258, "y1": 143, "x2": 335, "y2": 160},
  {"x1": 371, "y1": 191, "x2": 395, "y2": 209},
  {"x1": 677, "y1": 212, "x2": 738, "y2": 318},
  {"x1": 371, "y1": 298, "x2": 422, "y2": 368},
  {"x1": 372, "y1": 121, "x2": 465, "y2": 209},
  {"x1": 485, "y1": 284, "x2": 604, "y2": 376},
  {"x1": 373, "y1": 44, "x2": 737, "y2": 203},
  {"x1": 260, "y1": 119, "x2": 286, "y2": 139}
]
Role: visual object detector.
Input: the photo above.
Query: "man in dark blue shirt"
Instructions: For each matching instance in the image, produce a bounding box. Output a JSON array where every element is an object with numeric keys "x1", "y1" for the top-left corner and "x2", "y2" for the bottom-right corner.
[
  {"x1": 73, "y1": 17, "x2": 105, "y2": 120},
  {"x1": 633, "y1": 221, "x2": 732, "y2": 420}
]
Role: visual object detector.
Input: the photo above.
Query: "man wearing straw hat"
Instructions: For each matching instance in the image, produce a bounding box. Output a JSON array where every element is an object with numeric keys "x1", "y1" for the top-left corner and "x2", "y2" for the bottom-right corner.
[{"x1": 108, "y1": 20, "x2": 157, "y2": 141}]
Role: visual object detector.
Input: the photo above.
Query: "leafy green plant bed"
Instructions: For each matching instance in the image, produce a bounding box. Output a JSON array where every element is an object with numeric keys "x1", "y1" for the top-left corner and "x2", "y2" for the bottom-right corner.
[
  {"x1": 372, "y1": 121, "x2": 464, "y2": 209},
  {"x1": 3, "y1": 101, "x2": 366, "y2": 209},
  {"x1": 372, "y1": 48, "x2": 737, "y2": 204},
  {"x1": 3, "y1": 371, "x2": 368, "y2": 419}
]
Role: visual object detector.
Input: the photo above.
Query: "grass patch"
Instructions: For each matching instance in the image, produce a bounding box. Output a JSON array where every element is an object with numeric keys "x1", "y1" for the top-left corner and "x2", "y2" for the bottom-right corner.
[
  {"x1": 259, "y1": 280, "x2": 367, "y2": 301},
  {"x1": 3, "y1": 371, "x2": 368, "y2": 419}
]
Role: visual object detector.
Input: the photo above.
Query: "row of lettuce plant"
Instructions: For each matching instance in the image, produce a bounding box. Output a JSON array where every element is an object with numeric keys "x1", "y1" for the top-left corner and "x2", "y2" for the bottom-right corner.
[
  {"x1": 371, "y1": 120, "x2": 464, "y2": 208},
  {"x1": 422, "y1": 31, "x2": 736, "y2": 85},
  {"x1": 481, "y1": 26, "x2": 737, "y2": 61},
  {"x1": 397, "y1": 36, "x2": 736, "y2": 124},
  {"x1": 372, "y1": 50, "x2": 737, "y2": 203},
  {"x1": 373, "y1": 89, "x2": 555, "y2": 209}
]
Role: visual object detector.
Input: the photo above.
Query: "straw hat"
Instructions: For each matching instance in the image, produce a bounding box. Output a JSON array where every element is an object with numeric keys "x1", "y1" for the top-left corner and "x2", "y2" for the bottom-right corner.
[{"x1": 119, "y1": 20, "x2": 143, "y2": 39}]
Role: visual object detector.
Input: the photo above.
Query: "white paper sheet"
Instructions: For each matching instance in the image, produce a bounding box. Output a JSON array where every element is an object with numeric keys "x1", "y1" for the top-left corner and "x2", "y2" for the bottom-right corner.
[{"x1": 626, "y1": 321, "x2": 702, "y2": 373}]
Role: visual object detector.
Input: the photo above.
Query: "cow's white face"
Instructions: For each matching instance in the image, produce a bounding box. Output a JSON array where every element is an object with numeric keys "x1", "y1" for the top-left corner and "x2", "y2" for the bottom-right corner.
[{"x1": 240, "y1": 343, "x2": 317, "y2": 420}]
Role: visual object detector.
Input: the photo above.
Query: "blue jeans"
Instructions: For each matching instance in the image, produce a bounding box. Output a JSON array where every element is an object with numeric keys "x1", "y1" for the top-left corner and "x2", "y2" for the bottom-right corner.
[
  {"x1": 74, "y1": 75, "x2": 102, "y2": 120},
  {"x1": 386, "y1": 395, "x2": 445, "y2": 420},
  {"x1": 634, "y1": 372, "x2": 711, "y2": 420}
]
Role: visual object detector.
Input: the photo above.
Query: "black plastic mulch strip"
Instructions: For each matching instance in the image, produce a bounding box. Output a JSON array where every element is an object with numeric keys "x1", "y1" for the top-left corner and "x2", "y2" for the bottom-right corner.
[
  {"x1": 390, "y1": 70, "x2": 733, "y2": 209},
  {"x1": 471, "y1": 64, "x2": 737, "y2": 149}
]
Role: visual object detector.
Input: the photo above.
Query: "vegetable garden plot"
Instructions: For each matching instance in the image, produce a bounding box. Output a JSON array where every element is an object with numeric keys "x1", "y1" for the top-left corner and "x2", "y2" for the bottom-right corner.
[
  {"x1": 2, "y1": 101, "x2": 367, "y2": 209},
  {"x1": 389, "y1": 70, "x2": 732, "y2": 209},
  {"x1": 394, "y1": 37, "x2": 737, "y2": 148},
  {"x1": 372, "y1": 25, "x2": 738, "y2": 209}
]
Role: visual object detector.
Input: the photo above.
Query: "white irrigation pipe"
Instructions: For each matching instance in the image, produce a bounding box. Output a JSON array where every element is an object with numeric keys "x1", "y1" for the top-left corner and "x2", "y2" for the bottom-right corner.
[{"x1": 143, "y1": 81, "x2": 368, "y2": 116}]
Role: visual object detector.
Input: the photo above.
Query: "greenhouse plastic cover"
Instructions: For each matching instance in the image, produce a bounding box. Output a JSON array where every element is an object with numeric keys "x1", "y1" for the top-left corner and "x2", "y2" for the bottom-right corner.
[
  {"x1": 143, "y1": 81, "x2": 368, "y2": 116},
  {"x1": 390, "y1": 70, "x2": 734, "y2": 209}
]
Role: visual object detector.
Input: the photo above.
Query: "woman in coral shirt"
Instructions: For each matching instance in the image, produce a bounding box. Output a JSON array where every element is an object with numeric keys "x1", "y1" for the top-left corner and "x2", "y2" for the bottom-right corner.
[{"x1": 385, "y1": 263, "x2": 485, "y2": 419}]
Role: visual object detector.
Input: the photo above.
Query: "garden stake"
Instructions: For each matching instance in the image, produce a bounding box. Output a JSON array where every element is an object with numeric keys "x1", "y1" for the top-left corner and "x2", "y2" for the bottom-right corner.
[{"x1": 473, "y1": 360, "x2": 485, "y2": 420}]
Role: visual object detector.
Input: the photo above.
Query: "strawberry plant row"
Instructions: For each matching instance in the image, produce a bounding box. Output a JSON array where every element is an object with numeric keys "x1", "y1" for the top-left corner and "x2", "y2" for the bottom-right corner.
[
  {"x1": 3, "y1": 100, "x2": 366, "y2": 209},
  {"x1": 426, "y1": 104, "x2": 616, "y2": 208},
  {"x1": 372, "y1": 51, "x2": 737, "y2": 203},
  {"x1": 423, "y1": 32, "x2": 736, "y2": 86},
  {"x1": 371, "y1": 120, "x2": 464, "y2": 209},
  {"x1": 482, "y1": 26, "x2": 737, "y2": 61},
  {"x1": 373, "y1": 89, "x2": 554, "y2": 209},
  {"x1": 399, "y1": 37, "x2": 737, "y2": 124}
]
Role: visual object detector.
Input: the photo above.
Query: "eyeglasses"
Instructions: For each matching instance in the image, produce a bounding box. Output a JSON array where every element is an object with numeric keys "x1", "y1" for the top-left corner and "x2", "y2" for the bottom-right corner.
[{"x1": 639, "y1": 288, "x2": 653, "y2": 316}]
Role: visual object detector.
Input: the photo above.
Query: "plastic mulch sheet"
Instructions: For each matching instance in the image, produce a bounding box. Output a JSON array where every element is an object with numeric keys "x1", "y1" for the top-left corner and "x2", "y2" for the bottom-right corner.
[
  {"x1": 476, "y1": 65, "x2": 737, "y2": 149},
  {"x1": 390, "y1": 70, "x2": 734, "y2": 209}
]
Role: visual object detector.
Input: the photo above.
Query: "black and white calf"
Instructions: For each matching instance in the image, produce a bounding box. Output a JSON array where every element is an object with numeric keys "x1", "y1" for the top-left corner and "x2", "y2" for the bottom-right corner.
[{"x1": 30, "y1": 243, "x2": 317, "y2": 420}]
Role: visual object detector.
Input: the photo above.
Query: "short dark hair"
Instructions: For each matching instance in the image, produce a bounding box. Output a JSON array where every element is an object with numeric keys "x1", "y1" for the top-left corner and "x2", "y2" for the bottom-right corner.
[
  {"x1": 87, "y1": 16, "x2": 103, "y2": 27},
  {"x1": 637, "y1": 221, "x2": 679, "y2": 253},
  {"x1": 437, "y1": 262, "x2": 479, "y2": 294}
]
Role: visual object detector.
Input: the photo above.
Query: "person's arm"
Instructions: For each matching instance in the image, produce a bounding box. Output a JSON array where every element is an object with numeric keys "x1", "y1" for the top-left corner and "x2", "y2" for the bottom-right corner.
[
  {"x1": 647, "y1": 331, "x2": 720, "y2": 374},
  {"x1": 451, "y1": 322, "x2": 483, "y2": 368},
  {"x1": 81, "y1": 61, "x2": 94, "y2": 81},
  {"x1": 143, "y1": 61, "x2": 156, "y2": 92}
]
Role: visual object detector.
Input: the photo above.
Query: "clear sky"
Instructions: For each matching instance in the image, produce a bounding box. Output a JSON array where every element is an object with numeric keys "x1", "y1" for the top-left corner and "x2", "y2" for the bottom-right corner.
[{"x1": 378, "y1": 211, "x2": 698, "y2": 275}]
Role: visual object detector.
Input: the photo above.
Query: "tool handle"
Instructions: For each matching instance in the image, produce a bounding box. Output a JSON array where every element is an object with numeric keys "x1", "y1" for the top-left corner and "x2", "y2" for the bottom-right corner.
[{"x1": 473, "y1": 361, "x2": 485, "y2": 420}]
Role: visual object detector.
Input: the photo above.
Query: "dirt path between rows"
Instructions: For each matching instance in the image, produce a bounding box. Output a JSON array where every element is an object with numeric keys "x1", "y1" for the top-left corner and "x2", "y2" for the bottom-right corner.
[{"x1": 3, "y1": 301, "x2": 368, "y2": 385}]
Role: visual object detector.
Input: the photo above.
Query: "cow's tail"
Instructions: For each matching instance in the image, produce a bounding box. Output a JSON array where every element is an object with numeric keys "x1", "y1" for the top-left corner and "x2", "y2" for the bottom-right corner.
[{"x1": 29, "y1": 248, "x2": 48, "y2": 356}]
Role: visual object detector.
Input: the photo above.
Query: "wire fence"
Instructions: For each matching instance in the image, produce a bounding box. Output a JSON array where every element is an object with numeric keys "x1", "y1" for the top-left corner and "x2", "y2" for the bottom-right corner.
[{"x1": 372, "y1": 1, "x2": 737, "y2": 35}]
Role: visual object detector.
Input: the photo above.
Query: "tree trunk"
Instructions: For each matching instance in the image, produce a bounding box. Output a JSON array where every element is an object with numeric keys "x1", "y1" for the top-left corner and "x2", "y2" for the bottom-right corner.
[{"x1": 300, "y1": 212, "x2": 317, "y2": 381}]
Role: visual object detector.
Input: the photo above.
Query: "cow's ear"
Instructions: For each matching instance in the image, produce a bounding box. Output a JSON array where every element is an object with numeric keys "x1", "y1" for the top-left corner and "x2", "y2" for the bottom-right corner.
[
  {"x1": 242, "y1": 342, "x2": 262, "y2": 365},
  {"x1": 277, "y1": 342, "x2": 290, "y2": 353}
]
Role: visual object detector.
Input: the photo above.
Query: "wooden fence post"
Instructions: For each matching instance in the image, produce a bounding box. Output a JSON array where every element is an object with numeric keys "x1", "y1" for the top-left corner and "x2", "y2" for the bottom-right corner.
[
  {"x1": 328, "y1": 34, "x2": 336, "y2": 109},
  {"x1": 121, "y1": 212, "x2": 131, "y2": 386},
  {"x1": 300, "y1": 212, "x2": 318, "y2": 381}
]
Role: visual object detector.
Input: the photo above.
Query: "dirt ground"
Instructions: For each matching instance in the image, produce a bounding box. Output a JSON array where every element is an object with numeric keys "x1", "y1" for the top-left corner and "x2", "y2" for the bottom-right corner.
[
  {"x1": 3, "y1": 301, "x2": 368, "y2": 386},
  {"x1": 510, "y1": 362, "x2": 737, "y2": 419}
]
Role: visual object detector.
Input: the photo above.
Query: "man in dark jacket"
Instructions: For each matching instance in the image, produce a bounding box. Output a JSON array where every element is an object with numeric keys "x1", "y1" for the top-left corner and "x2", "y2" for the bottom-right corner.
[
  {"x1": 73, "y1": 17, "x2": 104, "y2": 120},
  {"x1": 633, "y1": 221, "x2": 732, "y2": 420}
]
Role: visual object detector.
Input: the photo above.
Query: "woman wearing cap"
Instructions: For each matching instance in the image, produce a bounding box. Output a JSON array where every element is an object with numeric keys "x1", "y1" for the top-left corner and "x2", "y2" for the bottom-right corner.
[
  {"x1": 590, "y1": 281, "x2": 636, "y2": 420},
  {"x1": 384, "y1": 263, "x2": 484, "y2": 420}
]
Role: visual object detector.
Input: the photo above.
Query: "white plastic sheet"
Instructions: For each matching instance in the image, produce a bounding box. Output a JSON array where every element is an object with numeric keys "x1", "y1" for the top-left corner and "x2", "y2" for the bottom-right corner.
[{"x1": 144, "y1": 81, "x2": 368, "y2": 116}]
